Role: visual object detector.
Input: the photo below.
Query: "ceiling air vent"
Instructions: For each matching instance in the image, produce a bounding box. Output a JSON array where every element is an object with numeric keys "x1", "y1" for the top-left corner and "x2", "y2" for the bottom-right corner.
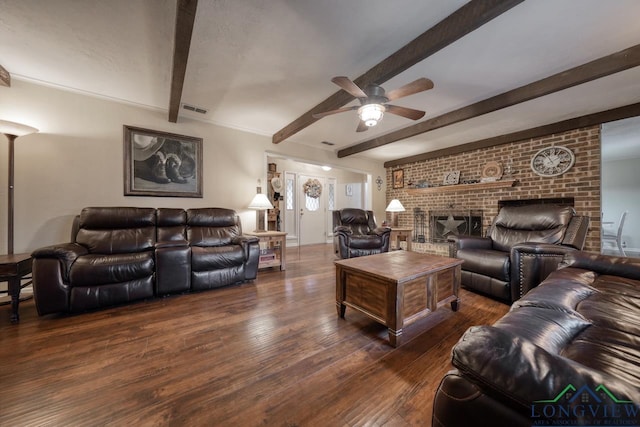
[
  {"x1": 321, "y1": 141, "x2": 335, "y2": 146},
  {"x1": 182, "y1": 103, "x2": 208, "y2": 114}
]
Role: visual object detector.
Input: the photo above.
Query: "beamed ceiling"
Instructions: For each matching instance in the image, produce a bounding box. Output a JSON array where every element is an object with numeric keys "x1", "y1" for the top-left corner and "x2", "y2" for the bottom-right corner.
[{"x1": 2, "y1": 0, "x2": 640, "y2": 165}]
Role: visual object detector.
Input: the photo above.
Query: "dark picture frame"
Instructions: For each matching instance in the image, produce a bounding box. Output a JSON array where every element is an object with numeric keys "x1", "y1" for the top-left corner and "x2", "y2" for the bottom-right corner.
[
  {"x1": 123, "y1": 125, "x2": 203, "y2": 197},
  {"x1": 392, "y1": 169, "x2": 404, "y2": 189}
]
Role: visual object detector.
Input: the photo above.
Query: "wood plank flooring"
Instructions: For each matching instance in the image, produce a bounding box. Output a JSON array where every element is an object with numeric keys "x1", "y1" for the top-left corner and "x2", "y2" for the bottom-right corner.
[{"x1": 0, "y1": 244, "x2": 509, "y2": 426}]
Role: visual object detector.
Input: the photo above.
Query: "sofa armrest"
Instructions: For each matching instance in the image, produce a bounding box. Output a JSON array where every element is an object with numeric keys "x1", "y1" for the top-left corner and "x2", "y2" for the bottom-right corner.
[
  {"x1": 372, "y1": 226, "x2": 391, "y2": 236},
  {"x1": 452, "y1": 325, "x2": 640, "y2": 419},
  {"x1": 560, "y1": 251, "x2": 640, "y2": 280},
  {"x1": 31, "y1": 243, "x2": 88, "y2": 316},
  {"x1": 32, "y1": 242, "x2": 88, "y2": 280},
  {"x1": 510, "y1": 243, "x2": 577, "y2": 301},
  {"x1": 448, "y1": 235, "x2": 492, "y2": 258},
  {"x1": 334, "y1": 226, "x2": 353, "y2": 235},
  {"x1": 234, "y1": 235, "x2": 260, "y2": 280}
]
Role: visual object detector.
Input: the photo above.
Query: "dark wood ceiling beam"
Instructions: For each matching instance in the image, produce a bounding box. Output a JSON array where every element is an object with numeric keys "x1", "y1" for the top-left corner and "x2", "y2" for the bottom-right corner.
[
  {"x1": 0, "y1": 64, "x2": 10, "y2": 87},
  {"x1": 384, "y1": 102, "x2": 640, "y2": 168},
  {"x1": 168, "y1": 0, "x2": 198, "y2": 123},
  {"x1": 339, "y1": 43, "x2": 640, "y2": 158},
  {"x1": 272, "y1": 0, "x2": 524, "y2": 144}
]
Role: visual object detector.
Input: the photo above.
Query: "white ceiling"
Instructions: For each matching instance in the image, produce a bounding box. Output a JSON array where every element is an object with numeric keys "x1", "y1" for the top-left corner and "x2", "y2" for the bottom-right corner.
[{"x1": 2, "y1": 0, "x2": 640, "y2": 163}]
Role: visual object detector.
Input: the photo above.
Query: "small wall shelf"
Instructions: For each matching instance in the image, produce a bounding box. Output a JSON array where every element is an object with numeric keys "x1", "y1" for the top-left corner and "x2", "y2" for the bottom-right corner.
[{"x1": 405, "y1": 179, "x2": 517, "y2": 195}]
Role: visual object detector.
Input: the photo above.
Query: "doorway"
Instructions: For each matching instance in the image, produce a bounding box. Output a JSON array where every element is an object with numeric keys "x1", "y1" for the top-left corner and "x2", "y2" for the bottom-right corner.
[
  {"x1": 600, "y1": 116, "x2": 640, "y2": 257},
  {"x1": 298, "y1": 174, "x2": 327, "y2": 246}
]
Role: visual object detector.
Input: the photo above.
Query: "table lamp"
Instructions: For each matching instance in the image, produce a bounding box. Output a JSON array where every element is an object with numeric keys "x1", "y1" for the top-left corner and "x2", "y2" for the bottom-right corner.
[
  {"x1": 248, "y1": 180, "x2": 274, "y2": 232},
  {"x1": 0, "y1": 120, "x2": 39, "y2": 254},
  {"x1": 385, "y1": 199, "x2": 405, "y2": 227}
]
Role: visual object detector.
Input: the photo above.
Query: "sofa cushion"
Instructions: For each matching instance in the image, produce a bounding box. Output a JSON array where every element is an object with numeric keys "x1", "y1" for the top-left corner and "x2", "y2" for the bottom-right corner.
[
  {"x1": 451, "y1": 325, "x2": 640, "y2": 417},
  {"x1": 457, "y1": 248, "x2": 509, "y2": 281},
  {"x1": 490, "y1": 205, "x2": 574, "y2": 252},
  {"x1": 187, "y1": 208, "x2": 240, "y2": 246},
  {"x1": 70, "y1": 252, "x2": 154, "y2": 286},
  {"x1": 191, "y1": 245, "x2": 245, "y2": 271},
  {"x1": 76, "y1": 207, "x2": 156, "y2": 254},
  {"x1": 157, "y1": 208, "x2": 187, "y2": 241}
]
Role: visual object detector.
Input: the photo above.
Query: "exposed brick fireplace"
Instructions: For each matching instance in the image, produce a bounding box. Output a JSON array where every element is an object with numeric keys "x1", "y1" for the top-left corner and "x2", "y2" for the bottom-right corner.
[{"x1": 387, "y1": 126, "x2": 601, "y2": 255}]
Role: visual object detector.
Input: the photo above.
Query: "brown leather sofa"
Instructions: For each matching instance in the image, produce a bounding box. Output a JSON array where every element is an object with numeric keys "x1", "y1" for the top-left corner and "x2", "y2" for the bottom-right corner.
[
  {"x1": 449, "y1": 204, "x2": 589, "y2": 302},
  {"x1": 31, "y1": 207, "x2": 259, "y2": 315},
  {"x1": 432, "y1": 251, "x2": 640, "y2": 427},
  {"x1": 333, "y1": 208, "x2": 391, "y2": 259}
]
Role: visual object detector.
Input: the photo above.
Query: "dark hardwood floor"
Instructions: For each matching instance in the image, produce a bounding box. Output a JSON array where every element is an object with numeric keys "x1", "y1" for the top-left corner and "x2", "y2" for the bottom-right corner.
[{"x1": 0, "y1": 244, "x2": 509, "y2": 426}]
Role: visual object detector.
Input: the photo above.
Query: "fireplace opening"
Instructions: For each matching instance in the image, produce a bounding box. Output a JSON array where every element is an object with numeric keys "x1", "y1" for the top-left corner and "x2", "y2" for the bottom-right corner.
[{"x1": 429, "y1": 209, "x2": 483, "y2": 243}]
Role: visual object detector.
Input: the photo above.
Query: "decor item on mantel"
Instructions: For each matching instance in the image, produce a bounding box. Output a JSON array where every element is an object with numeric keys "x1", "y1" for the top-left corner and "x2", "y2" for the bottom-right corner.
[
  {"x1": 385, "y1": 199, "x2": 406, "y2": 227},
  {"x1": 248, "y1": 180, "x2": 274, "y2": 232},
  {"x1": 480, "y1": 161, "x2": 503, "y2": 183},
  {"x1": 443, "y1": 170, "x2": 460, "y2": 185},
  {"x1": 0, "y1": 120, "x2": 39, "y2": 254}
]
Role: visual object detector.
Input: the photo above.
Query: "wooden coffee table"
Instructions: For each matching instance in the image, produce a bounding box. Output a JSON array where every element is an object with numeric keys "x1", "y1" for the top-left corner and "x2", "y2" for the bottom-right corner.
[{"x1": 335, "y1": 251, "x2": 463, "y2": 347}]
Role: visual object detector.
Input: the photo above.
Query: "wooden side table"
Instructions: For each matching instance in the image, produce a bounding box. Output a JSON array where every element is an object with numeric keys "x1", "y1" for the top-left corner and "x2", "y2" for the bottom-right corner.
[
  {"x1": 0, "y1": 253, "x2": 33, "y2": 323},
  {"x1": 245, "y1": 231, "x2": 287, "y2": 271},
  {"x1": 390, "y1": 227, "x2": 413, "y2": 251}
]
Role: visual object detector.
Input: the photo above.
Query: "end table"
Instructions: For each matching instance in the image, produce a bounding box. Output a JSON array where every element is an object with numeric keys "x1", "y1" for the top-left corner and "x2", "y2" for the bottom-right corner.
[
  {"x1": 0, "y1": 253, "x2": 33, "y2": 323},
  {"x1": 245, "y1": 231, "x2": 287, "y2": 271},
  {"x1": 390, "y1": 227, "x2": 413, "y2": 251}
]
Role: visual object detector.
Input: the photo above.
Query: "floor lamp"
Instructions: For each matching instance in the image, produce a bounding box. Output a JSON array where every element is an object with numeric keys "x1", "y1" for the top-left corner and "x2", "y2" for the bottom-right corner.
[{"x1": 0, "y1": 120, "x2": 38, "y2": 254}]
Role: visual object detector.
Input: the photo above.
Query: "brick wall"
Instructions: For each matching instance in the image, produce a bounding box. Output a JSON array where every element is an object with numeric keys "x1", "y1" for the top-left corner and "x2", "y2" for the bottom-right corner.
[{"x1": 386, "y1": 125, "x2": 601, "y2": 255}]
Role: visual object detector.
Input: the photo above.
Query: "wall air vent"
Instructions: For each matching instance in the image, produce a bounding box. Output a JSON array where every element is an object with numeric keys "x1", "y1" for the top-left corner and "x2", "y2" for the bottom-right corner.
[
  {"x1": 182, "y1": 103, "x2": 208, "y2": 114},
  {"x1": 321, "y1": 141, "x2": 335, "y2": 146}
]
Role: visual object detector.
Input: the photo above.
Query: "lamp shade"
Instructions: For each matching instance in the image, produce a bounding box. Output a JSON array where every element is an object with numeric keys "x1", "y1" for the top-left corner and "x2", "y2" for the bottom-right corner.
[
  {"x1": 248, "y1": 193, "x2": 274, "y2": 210},
  {"x1": 385, "y1": 199, "x2": 405, "y2": 212},
  {"x1": 0, "y1": 120, "x2": 38, "y2": 137}
]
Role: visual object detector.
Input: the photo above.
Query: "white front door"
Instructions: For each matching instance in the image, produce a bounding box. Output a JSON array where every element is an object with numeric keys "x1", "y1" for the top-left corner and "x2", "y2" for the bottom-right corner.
[{"x1": 299, "y1": 175, "x2": 327, "y2": 245}]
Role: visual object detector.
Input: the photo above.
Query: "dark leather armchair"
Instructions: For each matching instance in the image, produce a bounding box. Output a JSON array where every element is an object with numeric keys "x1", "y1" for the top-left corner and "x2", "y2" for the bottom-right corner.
[
  {"x1": 333, "y1": 208, "x2": 391, "y2": 259},
  {"x1": 448, "y1": 204, "x2": 589, "y2": 303}
]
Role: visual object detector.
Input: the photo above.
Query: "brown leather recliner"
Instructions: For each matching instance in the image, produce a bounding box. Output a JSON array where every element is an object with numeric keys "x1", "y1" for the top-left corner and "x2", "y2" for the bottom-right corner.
[
  {"x1": 333, "y1": 208, "x2": 391, "y2": 259},
  {"x1": 448, "y1": 204, "x2": 589, "y2": 303}
]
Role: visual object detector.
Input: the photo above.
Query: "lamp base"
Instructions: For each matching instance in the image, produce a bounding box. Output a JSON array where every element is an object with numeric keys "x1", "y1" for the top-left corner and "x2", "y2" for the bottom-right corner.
[
  {"x1": 391, "y1": 212, "x2": 399, "y2": 228},
  {"x1": 254, "y1": 209, "x2": 267, "y2": 233}
]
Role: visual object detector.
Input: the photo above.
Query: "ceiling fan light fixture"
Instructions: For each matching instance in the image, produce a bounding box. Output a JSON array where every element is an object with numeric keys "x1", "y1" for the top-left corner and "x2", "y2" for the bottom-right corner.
[{"x1": 358, "y1": 103, "x2": 385, "y2": 127}]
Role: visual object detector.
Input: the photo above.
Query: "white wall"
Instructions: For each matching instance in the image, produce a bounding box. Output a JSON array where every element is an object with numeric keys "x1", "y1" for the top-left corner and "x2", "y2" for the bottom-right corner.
[
  {"x1": 0, "y1": 80, "x2": 386, "y2": 253},
  {"x1": 601, "y1": 156, "x2": 640, "y2": 252}
]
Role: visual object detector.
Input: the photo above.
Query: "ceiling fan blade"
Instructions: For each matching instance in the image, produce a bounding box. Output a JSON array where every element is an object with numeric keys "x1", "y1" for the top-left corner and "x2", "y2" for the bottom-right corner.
[
  {"x1": 356, "y1": 120, "x2": 369, "y2": 132},
  {"x1": 331, "y1": 76, "x2": 368, "y2": 98},
  {"x1": 385, "y1": 104, "x2": 426, "y2": 121},
  {"x1": 312, "y1": 105, "x2": 358, "y2": 119},
  {"x1": 385, "y1": 78, "x2": 434, "y2": 101}
]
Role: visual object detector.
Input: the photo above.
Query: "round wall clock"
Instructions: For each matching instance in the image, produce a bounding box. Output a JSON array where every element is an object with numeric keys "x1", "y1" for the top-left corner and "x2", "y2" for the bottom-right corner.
[{"x1": 530, "y1": 146, "x2": 575, "y2": 177}]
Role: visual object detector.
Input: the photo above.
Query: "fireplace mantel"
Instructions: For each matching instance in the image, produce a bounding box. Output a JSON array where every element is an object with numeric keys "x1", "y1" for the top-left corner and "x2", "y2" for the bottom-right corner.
[{"x1": 405, "y1": 179, "x2": 517, "y2": 195}]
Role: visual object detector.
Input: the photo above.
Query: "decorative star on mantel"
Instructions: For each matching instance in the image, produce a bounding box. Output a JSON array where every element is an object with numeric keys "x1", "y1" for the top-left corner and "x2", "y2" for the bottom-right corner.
[{"x1": 438, "y1": 214, "x2": 465, "y2": 235}]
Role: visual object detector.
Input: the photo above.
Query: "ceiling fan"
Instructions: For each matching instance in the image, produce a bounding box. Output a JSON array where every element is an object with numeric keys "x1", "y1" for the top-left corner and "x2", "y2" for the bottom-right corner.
[{"x1": 312, "y1": 76, "x2": 434, "y2": 132}]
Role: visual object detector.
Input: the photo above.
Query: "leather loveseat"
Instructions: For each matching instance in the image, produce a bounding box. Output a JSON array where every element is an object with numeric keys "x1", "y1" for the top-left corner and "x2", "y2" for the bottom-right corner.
[
  {"x1": 31, "y1": 207, "x2": 259, "y2": 315},
  {"x1": 449, "y1": 204, "x2": 589, "y2": 303},
  {"x1": 432, "y1": 251, "x2": 640, "y2": 427}
]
